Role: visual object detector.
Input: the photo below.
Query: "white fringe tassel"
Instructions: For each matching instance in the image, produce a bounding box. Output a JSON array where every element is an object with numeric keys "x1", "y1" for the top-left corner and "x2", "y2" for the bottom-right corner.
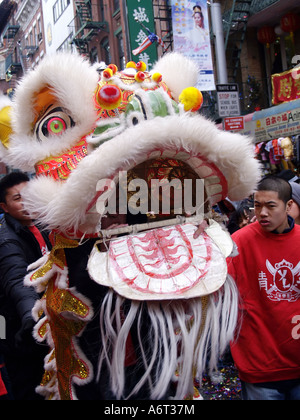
[{"x1": 97, "y1": 274, "x2": 238, "y2": 400}]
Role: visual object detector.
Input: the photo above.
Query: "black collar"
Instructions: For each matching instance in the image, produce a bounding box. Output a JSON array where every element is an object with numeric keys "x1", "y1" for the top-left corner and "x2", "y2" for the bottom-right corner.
[
  {"x1": 4, "y1": 213, "x2": 28, "y2": 234},
  {"x1": 272, "y1": 215, "x2": 295, "y2": 234}
]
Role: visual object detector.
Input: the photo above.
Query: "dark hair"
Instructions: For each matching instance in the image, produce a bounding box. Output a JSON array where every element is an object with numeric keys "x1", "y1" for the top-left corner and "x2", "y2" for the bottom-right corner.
[
  {"x1": 227, "y1": 203, "x2": 250, "y2": 234},
  {"x1": 0, "y1": 171, "x2": 30, "y2": 203},
  {"x1": 256, "y1": 175, "x2": 292, "y2": 204}
]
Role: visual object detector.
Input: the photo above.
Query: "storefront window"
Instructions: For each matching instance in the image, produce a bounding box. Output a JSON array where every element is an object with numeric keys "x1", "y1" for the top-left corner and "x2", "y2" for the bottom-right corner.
[
  {"x1": 271, "y1": 39, "x2": 283, "y2": 74},
  {"x1": 284, "y1": 34, "x2": 296, "y2": 70}
]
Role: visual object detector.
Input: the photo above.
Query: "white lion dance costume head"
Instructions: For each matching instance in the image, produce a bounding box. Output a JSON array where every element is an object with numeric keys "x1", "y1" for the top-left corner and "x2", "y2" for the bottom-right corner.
[{"x1": 0, "y1": 52, "x2": 260, "y2": 400}]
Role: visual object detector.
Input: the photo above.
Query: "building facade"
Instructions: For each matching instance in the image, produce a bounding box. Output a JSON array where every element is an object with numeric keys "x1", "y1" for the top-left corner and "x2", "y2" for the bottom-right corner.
[
  {"x1": 1, "y1": 0, "x2": 300, "y2": 177},
  {"x1": 0, "y1": 1, "x2": 299, "y2": 116},
  {"x1": 223, "y1": 0, "x2": 300, "y2": 112},
  {"x1": 43, "y1": 0, "x2": 76, "y2": 55}
]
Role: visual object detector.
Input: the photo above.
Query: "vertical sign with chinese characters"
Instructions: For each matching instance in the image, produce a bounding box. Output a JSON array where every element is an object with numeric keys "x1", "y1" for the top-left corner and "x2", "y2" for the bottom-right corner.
[
  {"x1": 171, "y1": 0, "x2": 215, "y2": 91},
  {"x1": 126, "y1": 0, "x2": 158, "y2": 70}
]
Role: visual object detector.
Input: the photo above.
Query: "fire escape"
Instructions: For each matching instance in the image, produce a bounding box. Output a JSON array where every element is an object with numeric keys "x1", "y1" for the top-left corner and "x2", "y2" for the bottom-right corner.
[
  {"x1": 70, "y1": 0, "x2": 107, "y2": 55},
  {"x1": 1, "y1": 0, "x2": 42, "y2": 88},
  {"x1": 2, "y1": 24, "x2": 23, "y2": 86},
  {"x1": 223, "y1": 0, "x2": 254, "y2": 82}
]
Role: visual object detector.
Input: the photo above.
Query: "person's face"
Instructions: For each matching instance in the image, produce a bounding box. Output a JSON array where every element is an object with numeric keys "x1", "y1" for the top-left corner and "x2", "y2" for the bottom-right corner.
[
  {"x1": 254, "y1": 190, "x2": 292, "y2": 233},
  {"x1": 238, "y1": 210, "x2": 249, "y2": 228},
  {"x1": 194, "y1": 13, "x2": 203, "y2": 27},
  {"x1": 0, "y1": 182, "x2": 32, "y2": 225}
]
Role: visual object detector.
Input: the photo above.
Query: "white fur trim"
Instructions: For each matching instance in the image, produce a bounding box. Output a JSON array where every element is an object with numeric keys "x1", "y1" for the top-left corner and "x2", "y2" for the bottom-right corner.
[
  {"x1": 22, "y1": 113, "x2": 261, "y2": 232},
  {"x1": 97, "y1": 275, "x2": 238, "y2": 400},
  {"x1": 6, "y1": 52, "x2": 99, "y2": 171}
]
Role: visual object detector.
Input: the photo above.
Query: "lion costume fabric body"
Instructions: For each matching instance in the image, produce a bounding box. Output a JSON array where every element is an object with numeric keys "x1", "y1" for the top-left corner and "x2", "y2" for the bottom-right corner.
[{"x1": 0, "y1": 52, "x2": 260, "y2": 400}]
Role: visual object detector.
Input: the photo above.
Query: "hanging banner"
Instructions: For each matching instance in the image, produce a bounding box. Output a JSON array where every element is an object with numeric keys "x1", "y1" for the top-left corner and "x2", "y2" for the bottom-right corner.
[
  {"x1": 171, "y1": 0, "x2": 215, "y2": 91},
  {"x1": 272, "y1": 67, "x2": 300, "y2": 105},
  {"x1": 253, "y1": 106, "x2": 300, "y2": 143},
  {"x1": 126, "y1": 0, "x2": 158, "y2": 70}
]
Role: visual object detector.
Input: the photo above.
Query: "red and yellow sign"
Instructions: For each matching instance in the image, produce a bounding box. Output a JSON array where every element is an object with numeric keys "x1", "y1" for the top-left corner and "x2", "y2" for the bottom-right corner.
[{"x1": 272, "y1": 67, "x2": 300, "y2": 105}]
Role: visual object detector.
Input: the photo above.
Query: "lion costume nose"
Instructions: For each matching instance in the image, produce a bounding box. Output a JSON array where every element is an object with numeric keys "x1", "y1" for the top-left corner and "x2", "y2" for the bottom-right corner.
[{"x1": 0, "y1": 105, "x2": 13, "y2": 149}]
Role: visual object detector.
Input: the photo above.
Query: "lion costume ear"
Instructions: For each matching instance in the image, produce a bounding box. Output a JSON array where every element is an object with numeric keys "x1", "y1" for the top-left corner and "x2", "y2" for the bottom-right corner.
[
  {"x1": 0, "y1": 94, "x2": 13, "y2": 162},
  {"x1": 152, "y1": 52, "x2": 199, "y2": 101}
]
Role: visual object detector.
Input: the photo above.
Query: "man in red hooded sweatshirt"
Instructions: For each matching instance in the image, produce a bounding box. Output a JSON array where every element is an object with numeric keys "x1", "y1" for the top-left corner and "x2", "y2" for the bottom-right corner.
[{"x1": 228, "y1": 175, "x2": 300, "y2": 400}]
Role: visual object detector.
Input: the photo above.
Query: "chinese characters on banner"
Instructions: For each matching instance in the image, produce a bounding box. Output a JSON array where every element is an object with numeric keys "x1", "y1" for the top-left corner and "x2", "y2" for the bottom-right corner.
[
  {"x1": 254, "y1": 107, "x2": 300, "y2": 142},
  {"x1": 272, "y1": 67, "x2": 300, "y2": 105},
  {"x1": 126, "y1": 0, "x2": 158, "y2": 70},
  {"x1": 171, "y1": 0, "x2": 215, "y2": 91}
]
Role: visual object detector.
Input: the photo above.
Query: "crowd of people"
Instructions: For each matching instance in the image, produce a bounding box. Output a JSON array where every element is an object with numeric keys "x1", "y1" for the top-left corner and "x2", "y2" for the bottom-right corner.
[{"x1": 0, "y1": 168, "x2": 300, "y2": 400}]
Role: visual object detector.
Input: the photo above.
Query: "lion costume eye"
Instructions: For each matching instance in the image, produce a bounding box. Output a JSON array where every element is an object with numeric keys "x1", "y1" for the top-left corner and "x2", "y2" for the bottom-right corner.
[
  {"x1": 126, "y1": 112, "x2": 145, "y2": 127},
  {"x1": 35, "y1": 106, "x2": 75, "y2": 142}
]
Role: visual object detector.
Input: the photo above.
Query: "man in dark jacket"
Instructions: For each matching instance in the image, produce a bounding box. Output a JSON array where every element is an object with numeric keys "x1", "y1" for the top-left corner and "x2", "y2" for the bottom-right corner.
[{"x1": 0, "y1": 171, "x2": 51, "y2": 400}]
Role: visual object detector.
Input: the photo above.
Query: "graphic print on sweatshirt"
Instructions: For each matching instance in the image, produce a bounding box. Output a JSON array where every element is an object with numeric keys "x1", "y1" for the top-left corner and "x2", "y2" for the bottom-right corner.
[{"x1": 258, "y1": 259, "x2": 300, "y2": 302}]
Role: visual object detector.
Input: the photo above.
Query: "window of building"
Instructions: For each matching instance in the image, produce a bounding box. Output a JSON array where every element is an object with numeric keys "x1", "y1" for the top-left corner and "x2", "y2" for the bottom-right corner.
[
  {"x1": 116, "y1": 31, "x2": 125, "y2": 70},
  {"x1": 114, "y1": 0, "x2": 120, "y2": 13},
  {"x1": 99, "y1": 0, "x2": 104, "y2": 21},
  {"x1": 53, "y1": 1, "x2": 61, "y2": 23},
  {"x1": 37, "y1": 16, "x2": 43, "y2": 42},
  {"x1": 53, "y1": 0, "x2": 70, "y2": 24},
  {"x1": 90, "y1": 47, "x2": 98, "y2": 64},
  {"x1": 101, "y1": 37, "x2": 111, "y2": 65},
  {"x1": 29, "y1": 29, "x2": 33, "y2": 46},
  {"x1": 57, "y1": 31, "x2": 76, "y2": 53},
  {"x1": 33, "y1": 23, "x2": 37, "y2": 45},
  {"x1": 61, "y1": 0, "x2": 69, "y2": 11}
]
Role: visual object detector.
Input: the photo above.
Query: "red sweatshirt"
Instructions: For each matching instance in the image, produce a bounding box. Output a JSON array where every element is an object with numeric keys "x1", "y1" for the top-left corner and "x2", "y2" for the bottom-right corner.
[
  {"x1": 0, "y1": 369, "x2": 7, "y2": 397},
  {"x1": 228, "y1": 221, "x2": 300, "y2": 384}
]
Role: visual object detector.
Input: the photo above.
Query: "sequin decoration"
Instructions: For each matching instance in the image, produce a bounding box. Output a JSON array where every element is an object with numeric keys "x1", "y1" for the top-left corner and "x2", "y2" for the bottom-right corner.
[
  {"x1": 43, "y1": 280, "x2": 93, "y2": 400},
  {"x1": 28, "y1": 233, "x2": 80, "y2": 288},
  {"x1": 27, "y1": 233, "x2": 94, "y2": 400},
  {"x1": 34, "y1": 138, "x2": 88, "y2": 181}
]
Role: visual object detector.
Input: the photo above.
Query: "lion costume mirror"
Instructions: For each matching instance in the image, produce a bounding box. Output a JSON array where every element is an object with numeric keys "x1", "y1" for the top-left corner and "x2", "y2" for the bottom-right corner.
[{"x1": 0, "y1": 52, "x2": 260, "y2": 400}]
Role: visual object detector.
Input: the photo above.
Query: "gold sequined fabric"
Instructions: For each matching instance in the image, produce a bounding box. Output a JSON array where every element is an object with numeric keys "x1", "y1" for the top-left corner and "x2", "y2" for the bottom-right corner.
[{"x1": 28, "y1": 233, "x2": 94, "y2": 400}]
